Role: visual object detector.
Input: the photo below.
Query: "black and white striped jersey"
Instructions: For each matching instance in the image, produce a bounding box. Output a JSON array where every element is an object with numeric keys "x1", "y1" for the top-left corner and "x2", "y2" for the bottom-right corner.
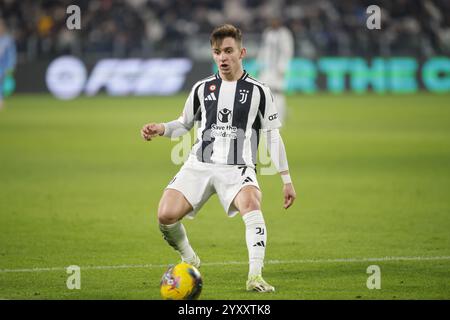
[{"x1": 178, "y1": 70, "x2": 282, "y2": 167}]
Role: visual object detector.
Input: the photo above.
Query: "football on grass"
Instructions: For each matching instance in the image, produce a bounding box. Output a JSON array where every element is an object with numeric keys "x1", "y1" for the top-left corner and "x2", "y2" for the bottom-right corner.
[{"x1": 160, "y1": 262, "x2": 203, "y2": 300}]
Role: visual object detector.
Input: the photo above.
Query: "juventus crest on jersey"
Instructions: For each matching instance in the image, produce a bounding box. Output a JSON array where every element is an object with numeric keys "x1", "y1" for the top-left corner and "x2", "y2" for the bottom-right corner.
[{"x1": 177, "y1": 71, "x2": 282, "y2": 167}]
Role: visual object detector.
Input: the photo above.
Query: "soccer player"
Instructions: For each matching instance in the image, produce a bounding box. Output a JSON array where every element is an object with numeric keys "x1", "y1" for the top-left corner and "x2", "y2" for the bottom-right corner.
[
  {"x1": 141, "y1": 24, "x2": 296, "y2": 293},
  {"x1": 0, "y1": 19, "x2": 16, "y2": 110},
  {"x1": 257, "y1": 17, "x2": 294, "y2": 124}
]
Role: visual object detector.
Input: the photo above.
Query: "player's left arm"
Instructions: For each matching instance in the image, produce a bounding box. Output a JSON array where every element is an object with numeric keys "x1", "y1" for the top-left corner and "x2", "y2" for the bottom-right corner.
[
  {"x1": 259, "y1": 85, "x2": 296, "y2": 209},
  {"x1": 266, "y1": 129, "x2": 296, "y2": 209}
]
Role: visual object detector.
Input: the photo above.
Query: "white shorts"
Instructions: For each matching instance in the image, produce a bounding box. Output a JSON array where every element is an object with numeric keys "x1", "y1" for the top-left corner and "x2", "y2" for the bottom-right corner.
[{"x1": 165, "y1": 158, "x2": 260, "y2": 219}]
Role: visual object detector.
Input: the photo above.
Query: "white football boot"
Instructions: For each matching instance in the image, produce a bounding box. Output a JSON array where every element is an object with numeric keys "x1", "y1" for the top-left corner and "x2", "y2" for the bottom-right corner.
[
  {"x1": 246, "y1": 275, "x2": 275, "y2": 292},
  {"x1": 182, "y1": 253, "x2": 201, "y2": 269}
]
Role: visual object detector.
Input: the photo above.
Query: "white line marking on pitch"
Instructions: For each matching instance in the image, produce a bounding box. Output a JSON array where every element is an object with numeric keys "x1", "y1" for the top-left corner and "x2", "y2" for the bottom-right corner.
[{"x1": 0, "y1": 255, "x2": 449, "y2": 274}]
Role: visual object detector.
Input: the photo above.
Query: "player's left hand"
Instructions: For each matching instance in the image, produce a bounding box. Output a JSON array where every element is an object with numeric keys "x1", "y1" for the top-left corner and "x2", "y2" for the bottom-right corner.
[{"x1": 283, "y1": 183, "x2": 296, "y2": 209}]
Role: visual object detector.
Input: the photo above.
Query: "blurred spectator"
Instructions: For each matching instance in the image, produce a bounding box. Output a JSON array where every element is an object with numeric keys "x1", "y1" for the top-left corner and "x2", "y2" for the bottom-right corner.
[
  {"x1": 0, "y1": 0, "x2": 449, "y2": 63},
  {"x1": 0, "y1": 18, "x2": 17, "y2": 109}
]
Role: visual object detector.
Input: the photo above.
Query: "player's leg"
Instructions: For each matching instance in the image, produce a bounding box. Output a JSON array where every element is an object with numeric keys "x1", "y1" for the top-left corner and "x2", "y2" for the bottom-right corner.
[
  {"x1": 158, "y1": 189, "x2": 193, "y2": 224},
  {"x1": 158, "y1": 189, "x2": 200, "y2": 267},
  {"x1": 233, "y1": 186, "x2": 265, "y2": 277},
  {"x1": 233, "y1": 186, "x2": 275, "y2": 292}
]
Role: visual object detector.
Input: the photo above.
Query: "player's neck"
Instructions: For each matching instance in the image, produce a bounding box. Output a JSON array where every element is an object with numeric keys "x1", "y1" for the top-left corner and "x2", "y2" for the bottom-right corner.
[{"x1": 219, "y1": 68, "x2": 244, "y2": 82}]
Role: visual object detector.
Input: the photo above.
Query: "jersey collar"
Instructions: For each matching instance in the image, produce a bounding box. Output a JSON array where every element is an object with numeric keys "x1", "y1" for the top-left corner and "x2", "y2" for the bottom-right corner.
[{"x1": 216, "y1": 70, "x2": 248, "y2": 81}]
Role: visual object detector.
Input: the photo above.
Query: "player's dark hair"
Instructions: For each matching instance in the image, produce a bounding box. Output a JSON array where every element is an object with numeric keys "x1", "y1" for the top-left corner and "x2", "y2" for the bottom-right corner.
[{"x1": 210, "y1": 24, "x2": 243, "y2": 48}]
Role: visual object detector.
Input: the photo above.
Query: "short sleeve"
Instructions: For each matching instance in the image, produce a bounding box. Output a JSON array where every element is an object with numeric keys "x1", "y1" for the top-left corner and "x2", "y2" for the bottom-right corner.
[{"x1": 259, "y1": 85, "x2": 282, "y2": 129}]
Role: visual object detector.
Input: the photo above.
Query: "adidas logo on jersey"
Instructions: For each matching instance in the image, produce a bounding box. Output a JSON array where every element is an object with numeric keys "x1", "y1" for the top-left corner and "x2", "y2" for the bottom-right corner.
[{"x1": 205, "y1": 92, "x2": 217, "y2": 101}]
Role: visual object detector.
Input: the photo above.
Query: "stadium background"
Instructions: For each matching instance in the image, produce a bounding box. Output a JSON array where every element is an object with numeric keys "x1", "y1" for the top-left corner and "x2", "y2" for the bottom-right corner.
[{"x1": 0, "y1": 0, "x2": 449, "y2": 300}]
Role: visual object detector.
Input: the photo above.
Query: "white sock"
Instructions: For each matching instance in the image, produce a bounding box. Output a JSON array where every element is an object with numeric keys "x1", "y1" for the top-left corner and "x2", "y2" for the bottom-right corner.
[
  {"x1": 242, "y1": 210, "x2": 267, "y2": 278},
  {"x1": 159, "y1": 221, "x2": 196, "y2": 262}
]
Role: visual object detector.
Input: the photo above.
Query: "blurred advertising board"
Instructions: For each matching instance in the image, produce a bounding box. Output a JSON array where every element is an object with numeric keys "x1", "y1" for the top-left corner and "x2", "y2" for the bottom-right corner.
[
  {"x1": 241, "y1": 57, "x2": 450, "y2": 94},
  {"x1": 13, "y1": 56, "x2": 450, "y2": 98}
]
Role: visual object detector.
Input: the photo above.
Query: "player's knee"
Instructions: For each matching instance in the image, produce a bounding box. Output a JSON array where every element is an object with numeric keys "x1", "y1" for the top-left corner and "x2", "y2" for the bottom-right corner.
[
  {"x1": 158, "y1": 212, "x2": 178, "y2": 225},
  {"x1": 239, "y1": 197, "x2": 261, "y2": 214},
  {"x1": 157, "y1": 206, "x2": 180, "y2": 225}
]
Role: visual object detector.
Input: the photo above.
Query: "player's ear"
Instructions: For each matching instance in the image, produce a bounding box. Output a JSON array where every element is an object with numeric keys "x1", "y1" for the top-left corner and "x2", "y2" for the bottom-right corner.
[{"x1": 240, "y1": 47, "x2": 247, "y2": 60}]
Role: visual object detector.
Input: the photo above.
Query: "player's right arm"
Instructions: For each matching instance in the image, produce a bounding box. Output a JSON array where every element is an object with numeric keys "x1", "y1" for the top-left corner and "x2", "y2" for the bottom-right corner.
[{"x1": 141, "y1": 82, "x2": 201, "y2": 141}]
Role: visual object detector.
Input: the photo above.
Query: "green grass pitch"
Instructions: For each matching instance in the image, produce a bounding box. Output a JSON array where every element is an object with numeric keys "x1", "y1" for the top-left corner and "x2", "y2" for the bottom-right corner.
[{"x1": 0, "y1": 93, "x2": 449, "y2": 300}]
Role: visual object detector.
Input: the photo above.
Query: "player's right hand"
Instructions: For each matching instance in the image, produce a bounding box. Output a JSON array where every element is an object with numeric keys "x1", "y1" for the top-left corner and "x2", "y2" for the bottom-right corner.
[{"x1": 141, "y1": 123, "x2": 164, "y2": 141}]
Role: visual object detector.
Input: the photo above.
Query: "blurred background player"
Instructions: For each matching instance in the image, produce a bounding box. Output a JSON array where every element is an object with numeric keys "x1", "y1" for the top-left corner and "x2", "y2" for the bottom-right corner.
[
  {"x1": 0, "y1": 18, "x2": 16, "y2": 110},
  {"x1": 257, "y1": 16, "x2": 294, "y2": 125}
]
